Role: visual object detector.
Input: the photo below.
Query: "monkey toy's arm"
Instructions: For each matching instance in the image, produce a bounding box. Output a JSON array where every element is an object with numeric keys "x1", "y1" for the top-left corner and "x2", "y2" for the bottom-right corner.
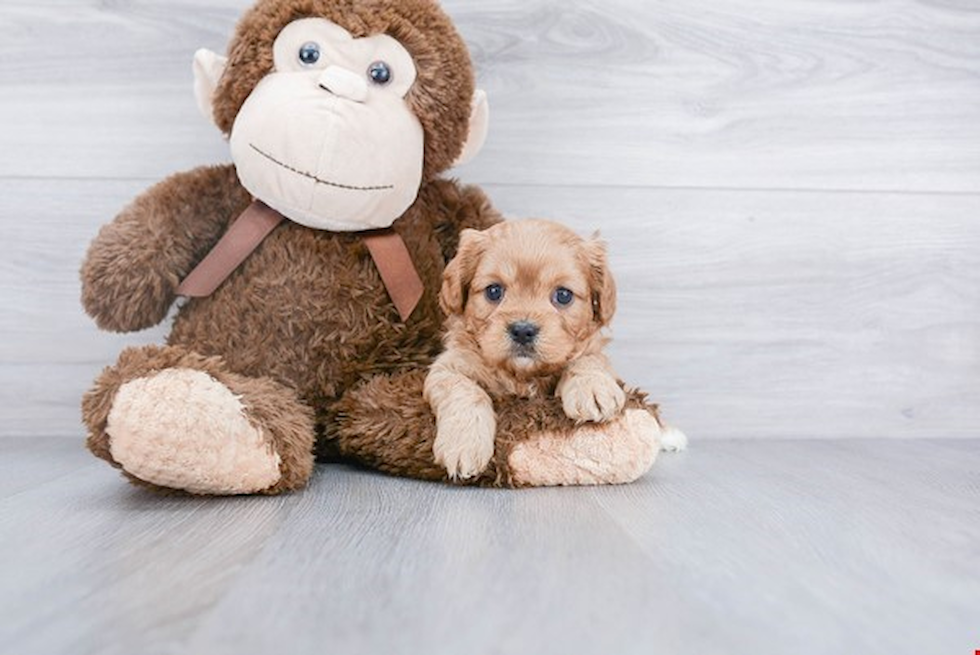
[{"x1": 81, "y1": 165, "x2": 251, "y2": 333}]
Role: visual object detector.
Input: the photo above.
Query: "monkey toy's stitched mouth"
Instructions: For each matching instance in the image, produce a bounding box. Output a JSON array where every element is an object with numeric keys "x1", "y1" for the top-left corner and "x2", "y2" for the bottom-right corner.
[{"x1": 249, "y1": 144, "x2": 395, "y2": 192}]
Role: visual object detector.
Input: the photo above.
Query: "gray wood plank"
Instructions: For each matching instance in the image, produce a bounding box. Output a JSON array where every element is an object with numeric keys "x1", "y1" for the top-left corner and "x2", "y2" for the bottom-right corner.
[
  {"x1": 0, "y1": 437, "x2": 91, "y2": 499},
  {"x1": 1, "y1": 0, "x2": 978, "y2": 191},
  {"x1": 1, "y1": 438, "x2": 977, "y2": 655},
  {"x1": 182, "y1": 467, "x2": 688, "y2": 655},
  {"x1": 592, "y1": 439, "x2": 980, "y2": 655},
  {"x1": 5, "y1": 179, "x2": 978, "y2": 439},
  {"x1": 0, "y1": 453, "x2": 295, "y2": 655}
]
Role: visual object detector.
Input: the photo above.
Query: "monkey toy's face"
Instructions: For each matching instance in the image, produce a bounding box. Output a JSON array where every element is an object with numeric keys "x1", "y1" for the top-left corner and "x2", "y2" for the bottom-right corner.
[
  {"x1": 194, "y1": 5, "x2": 488, "y2": 233},
  {"x1": 230, "y1": 18, "x2": 424, "y2": 231}
]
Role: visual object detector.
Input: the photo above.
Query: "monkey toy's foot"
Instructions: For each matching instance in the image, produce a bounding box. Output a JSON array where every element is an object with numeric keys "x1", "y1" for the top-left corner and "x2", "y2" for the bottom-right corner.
[
  {"x1": 107, "y1": 369, "x2": 282, "y2": 494},
  {"x1": 504, "y1": 408, "x2": 663, "y2": 487},
  {"x1": 83, "y1": 345, "x2": 316, "y2": 495}
]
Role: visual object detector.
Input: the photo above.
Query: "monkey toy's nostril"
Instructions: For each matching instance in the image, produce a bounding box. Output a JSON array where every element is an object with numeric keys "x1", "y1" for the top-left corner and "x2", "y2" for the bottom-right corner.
[{"x1": 508, "y1": 321, "x2": 539, "y2": 346}]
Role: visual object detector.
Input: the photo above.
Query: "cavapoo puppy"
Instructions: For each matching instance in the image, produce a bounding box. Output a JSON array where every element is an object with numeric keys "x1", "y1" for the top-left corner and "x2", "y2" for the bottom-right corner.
[{"x1": 425, "y1": 219, "x2": 673, "y2": 480}]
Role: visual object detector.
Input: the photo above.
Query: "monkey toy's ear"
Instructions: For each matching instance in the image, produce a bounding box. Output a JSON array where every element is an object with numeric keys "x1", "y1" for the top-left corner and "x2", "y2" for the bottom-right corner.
[
  {"x1": 193, "y1": 48, "x2": 229, "y2": 127},
  {"x1": 451, "y1": 89, "x2": 490, "y2": 168}
]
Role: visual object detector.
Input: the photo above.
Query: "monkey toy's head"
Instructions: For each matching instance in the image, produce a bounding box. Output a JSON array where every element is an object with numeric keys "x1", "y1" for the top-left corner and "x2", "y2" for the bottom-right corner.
[{"x1": 194, "y1": 0, "x2": 488, "y2": 231}]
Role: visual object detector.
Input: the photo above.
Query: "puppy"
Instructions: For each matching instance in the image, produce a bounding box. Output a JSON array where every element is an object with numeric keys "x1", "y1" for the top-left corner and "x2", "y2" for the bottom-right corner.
[{"x1": 424, "y1": 219, "x2": 628, "y2": 480}]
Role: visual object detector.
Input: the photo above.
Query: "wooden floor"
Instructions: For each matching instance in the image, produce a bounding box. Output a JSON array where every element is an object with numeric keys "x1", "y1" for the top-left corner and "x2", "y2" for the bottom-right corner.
[{"x1": 1, "y1": 438, "x2": 977, "y2": 655}]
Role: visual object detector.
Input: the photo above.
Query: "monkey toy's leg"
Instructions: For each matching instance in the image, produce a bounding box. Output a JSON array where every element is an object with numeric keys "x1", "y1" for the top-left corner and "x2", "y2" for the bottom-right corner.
[
  {"x1": 333, "y1": 371, "x2": 664, "y2": 488},
  {"x1": 83, "y1": 345, "x2": 316, "y2": 495}
]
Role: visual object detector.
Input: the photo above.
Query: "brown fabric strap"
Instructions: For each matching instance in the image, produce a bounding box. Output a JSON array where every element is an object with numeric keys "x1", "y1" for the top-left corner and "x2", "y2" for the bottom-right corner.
[
  {"x1": 177, "y1": 200, "x2": 285, "y2": 298},
  {"x1": 177, "y1": 200, "x2": 424, "y2": 322},
  {"x1": 362, "y1": 230, "x2": 425, "y2": 322}
]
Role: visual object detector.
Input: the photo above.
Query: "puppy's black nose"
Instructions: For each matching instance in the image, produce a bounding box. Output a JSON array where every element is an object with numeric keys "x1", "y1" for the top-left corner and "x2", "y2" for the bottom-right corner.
[{"x1": 508, "y1": 321, "x2": 539, "y2": 346}]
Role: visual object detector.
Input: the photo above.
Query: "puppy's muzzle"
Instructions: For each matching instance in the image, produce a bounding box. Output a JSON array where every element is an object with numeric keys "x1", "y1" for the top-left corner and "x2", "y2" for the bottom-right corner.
[{"x1": 508, "y1": 321, "x2": 540, "y2": 348}]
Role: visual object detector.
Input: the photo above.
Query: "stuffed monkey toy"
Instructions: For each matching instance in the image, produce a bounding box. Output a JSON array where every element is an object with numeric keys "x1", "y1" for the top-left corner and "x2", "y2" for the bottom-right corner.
[{"x1": 80, "y1": 0, "x2": 667, "y2": 495}]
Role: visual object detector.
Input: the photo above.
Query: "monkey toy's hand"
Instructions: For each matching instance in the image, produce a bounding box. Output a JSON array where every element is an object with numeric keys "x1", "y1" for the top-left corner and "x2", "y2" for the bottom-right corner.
[
  {"x1": 81, "y1": 165, "x2": 249, "y2": 333},
  {"x1": 81, "y1": 219, "x2": 180, "y2": 333}
]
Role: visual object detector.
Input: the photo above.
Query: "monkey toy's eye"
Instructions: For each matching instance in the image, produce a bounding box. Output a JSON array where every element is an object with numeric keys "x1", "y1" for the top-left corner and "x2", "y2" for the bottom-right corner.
[
  {"x1": 368, "y1": 61, "x2": 393, "y2": 85},
  {"x1": 298, "y1": 42, "x2": 321, "y2": 66},
  {"x1": 484, "y1": 284, "x2": 505, "y2": 303},
  {"x1": 552, "y1": 287, "x2": 575, "y2": 308}
]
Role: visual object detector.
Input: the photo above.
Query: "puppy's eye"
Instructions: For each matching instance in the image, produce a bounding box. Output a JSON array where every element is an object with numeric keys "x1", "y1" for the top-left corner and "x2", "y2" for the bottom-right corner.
[
  {"x1": 484, "y1": 284, "x2": 505, "y2": 303},
  {"x1": 552, "y1": 287, "x2": 575, "y2": 307}
]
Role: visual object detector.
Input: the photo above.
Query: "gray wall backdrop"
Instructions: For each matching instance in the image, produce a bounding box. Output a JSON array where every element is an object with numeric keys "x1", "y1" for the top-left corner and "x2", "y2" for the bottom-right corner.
[{"x1": 1, "y1": 0, "x2": 978, "y2": 439}]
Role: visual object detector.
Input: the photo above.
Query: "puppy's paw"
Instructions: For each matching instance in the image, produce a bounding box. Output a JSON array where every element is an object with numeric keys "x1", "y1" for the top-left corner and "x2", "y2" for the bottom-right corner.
[
  {"x1": 560, "y1": 373, "x2": 627, "y2": 423},
  {"x1": 433, "y1": 405, "x2": 496, "y2": 480}
]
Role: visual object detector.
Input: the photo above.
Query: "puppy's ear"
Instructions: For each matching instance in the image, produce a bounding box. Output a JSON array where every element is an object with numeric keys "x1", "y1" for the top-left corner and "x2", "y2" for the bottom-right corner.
[
  {"x1": 440, "y1": 229, "x2": 487, "y2": 316},
  {"x1": 583, "y1": 234, "x2": 617, "y2": 326}
]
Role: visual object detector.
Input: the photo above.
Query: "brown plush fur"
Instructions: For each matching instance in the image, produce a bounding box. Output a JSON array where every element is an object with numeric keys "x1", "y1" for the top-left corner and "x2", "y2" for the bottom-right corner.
[
  {"x1": 334, "y1": 370, "x2": 659, "y2": 488},
  {"x1": 164, "y1": 174, "x2": 498, "y2": 419},
  {"x1": 81, "y1": 165, "x2": 252, "y2": 333}
]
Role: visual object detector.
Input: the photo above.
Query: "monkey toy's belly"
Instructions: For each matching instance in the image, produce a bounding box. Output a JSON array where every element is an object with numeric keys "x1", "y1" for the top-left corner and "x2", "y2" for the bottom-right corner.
[{"x1": 166, "y1": 220, "x2": 445, "y2": 406}]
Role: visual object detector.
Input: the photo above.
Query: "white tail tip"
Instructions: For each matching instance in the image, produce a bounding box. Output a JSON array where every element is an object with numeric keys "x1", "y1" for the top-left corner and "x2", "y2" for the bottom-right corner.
[{"x1": 660, "y1": 425, "x2": 689, "y2": 452}]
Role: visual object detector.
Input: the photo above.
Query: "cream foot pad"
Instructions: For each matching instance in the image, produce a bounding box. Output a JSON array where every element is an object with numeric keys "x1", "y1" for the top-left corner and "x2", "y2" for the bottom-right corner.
[
  {"x1": 508, "y1": 409, "x2": 662, "y2": 487},
  {"x1": 107, "y1": 368, "x2": 282, "y2": 495}
]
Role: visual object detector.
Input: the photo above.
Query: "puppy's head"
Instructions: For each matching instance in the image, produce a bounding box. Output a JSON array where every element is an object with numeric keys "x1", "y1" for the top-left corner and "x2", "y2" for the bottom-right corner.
[{"x1": 440, "y1": 219, "x2": 616, "y2": 375}]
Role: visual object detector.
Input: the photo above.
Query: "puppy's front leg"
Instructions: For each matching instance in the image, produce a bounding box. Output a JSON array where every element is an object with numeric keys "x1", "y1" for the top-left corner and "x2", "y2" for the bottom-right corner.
[
  {"x1": 425, "y1": 359, "x2": 496, "y2": 480},
  {"x1": 557, "y1": 353, "x2": 626, "y2": 423}
]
